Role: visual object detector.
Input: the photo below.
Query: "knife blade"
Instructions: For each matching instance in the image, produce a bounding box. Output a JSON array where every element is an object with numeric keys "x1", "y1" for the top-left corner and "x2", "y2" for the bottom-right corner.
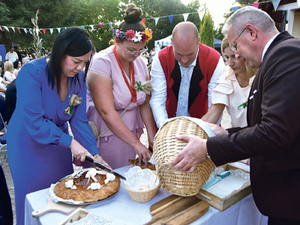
[
  {"x1": 85, "y1": 156, "x2": 126, "y2": 180},
  {"x1": 201, "y1": 171, "x2": 231, "y2": 190}
]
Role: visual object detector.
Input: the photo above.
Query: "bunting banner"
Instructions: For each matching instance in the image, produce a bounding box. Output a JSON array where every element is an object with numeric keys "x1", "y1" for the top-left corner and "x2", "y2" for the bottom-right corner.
[
  {"x1": 272, "y1": 0, "x2": 281, "y2": 11},
  {"x1": 183, "y1": 13, "x2": 189, "y2": 22},
  {"x1": 231, "y1": 6, "x2": 241, "y2": 13},
  {"x1": 251, "y1": 3, "x2": 260, "y2": 8},
  {"x1": 0, "y1": 1, "x2": 284, "y2": 35},
  {"x1": 168, "y1": 15, "x2": 174, "y2": 24}
]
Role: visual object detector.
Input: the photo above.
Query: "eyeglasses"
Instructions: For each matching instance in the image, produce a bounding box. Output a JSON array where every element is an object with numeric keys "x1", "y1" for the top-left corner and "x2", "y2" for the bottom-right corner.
[
  {"x1": 230, "y1": 28, "x2": 246, "y2": 52},
  {"x1": 125, "y1": 46, "x2": 148, "y2": 55}
]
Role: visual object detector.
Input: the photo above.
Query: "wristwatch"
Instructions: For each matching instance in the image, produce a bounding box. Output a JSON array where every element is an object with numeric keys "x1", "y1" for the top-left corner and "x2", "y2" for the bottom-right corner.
[{"x1": 94, "y1": 154, "x2": 101, "y2": 158}]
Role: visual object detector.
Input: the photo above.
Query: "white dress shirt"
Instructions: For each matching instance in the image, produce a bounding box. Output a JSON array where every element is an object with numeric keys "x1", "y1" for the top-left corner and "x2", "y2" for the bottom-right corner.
[
  {"x1": 150, "y1": 48, "x2": 225, "y2": 128},
  {"x1": 5, "y1": 51, "x2": 18, "y2": 63},
  {"x1": 4, "y1": 71, "x2": 16, "y2": 83}
]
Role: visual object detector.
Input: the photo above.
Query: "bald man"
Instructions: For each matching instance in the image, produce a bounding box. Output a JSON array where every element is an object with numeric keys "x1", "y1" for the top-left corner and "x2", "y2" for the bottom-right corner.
[{"x1": 150, "y1": 22, "x2": 225, "y2": 128}]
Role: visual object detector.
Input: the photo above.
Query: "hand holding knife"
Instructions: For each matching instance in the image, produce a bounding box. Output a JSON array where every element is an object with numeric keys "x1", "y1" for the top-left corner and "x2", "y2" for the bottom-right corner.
[{"x1": 85, "y1": 156, "x2": 126, "y2": 180}]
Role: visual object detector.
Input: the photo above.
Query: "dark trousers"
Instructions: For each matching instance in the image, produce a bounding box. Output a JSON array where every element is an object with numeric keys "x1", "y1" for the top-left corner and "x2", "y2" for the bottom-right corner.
[
  {"x1": 0, "y1": 164, "x2": 13, "y2": 225},
  {"x1": 268, "y1": 217, "x2": 300, "y2": 225}
]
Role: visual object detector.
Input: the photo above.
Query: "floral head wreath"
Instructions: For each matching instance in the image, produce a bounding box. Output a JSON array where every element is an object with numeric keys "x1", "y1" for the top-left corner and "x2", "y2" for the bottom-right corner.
[{"x1": 113, "y1": 28, "x2": 152, "y2": 43}]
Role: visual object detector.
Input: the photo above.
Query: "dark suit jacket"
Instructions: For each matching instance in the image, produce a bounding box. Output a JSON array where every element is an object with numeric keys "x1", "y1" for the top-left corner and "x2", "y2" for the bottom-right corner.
[
  {"x1": 207, "y1": 32, "x2": 300, "y2": 220},
  {"x1": 5, "y1": 79, "x2": 16, "y2": 124}
]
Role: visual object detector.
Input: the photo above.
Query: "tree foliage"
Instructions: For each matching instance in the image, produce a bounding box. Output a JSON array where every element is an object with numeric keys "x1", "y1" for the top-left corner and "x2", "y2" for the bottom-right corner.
[
  {"x1": 76, "y1": 0, "x2": 124, "y2": 51},
  {"x1": 0, "y1": 0, "x2": 202, "y2": 54},
  {"x1": 130, "y1": 0, "x2": 200, "y2": 50},
  {"x1": 237, "y1": 0, "x2": 257, "y2": 5},
  {"x1": 199, "y1": 11, "x2": 214, "y2": 48},
  {"x1": 214, "y1": 0, "x2": 257, "y2": 42},
  {"x1": 0, "y1": 0, "x2": 79, "y2": 53}
]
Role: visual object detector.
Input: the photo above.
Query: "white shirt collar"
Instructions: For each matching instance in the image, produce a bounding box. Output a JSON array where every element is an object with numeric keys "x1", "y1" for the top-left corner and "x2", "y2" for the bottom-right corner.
[{"x1": 261, "y1": 33, "x2": 280, "y2": 62}]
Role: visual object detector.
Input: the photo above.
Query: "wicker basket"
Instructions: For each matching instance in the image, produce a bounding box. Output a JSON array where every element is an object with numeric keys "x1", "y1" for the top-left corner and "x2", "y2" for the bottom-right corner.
[
  {"x1": 153, "y1": 117, "x2": 215, "y2": 196},
  {"x1": 124, "y1": 171, "x2": 160, "y2": 203},
  {"x1": 124, "y1": 182, "x2": 161, "y2": 203}
]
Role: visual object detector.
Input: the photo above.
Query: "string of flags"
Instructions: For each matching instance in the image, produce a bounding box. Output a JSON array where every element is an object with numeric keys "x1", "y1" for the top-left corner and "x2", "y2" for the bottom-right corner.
[
  {"x1": 232, "y1": 0, "x2": 282, "y2": 13},
  {"x1": 0, "y1": 11, "x2": 202, "y2": 35},
  {"x1": 0, "y1": 0, "x2": 283, "y2": 35}
]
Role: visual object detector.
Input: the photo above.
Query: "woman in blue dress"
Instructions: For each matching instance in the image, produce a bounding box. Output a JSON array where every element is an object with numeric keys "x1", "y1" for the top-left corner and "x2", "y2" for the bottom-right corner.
[{"x1": 7, "y1": 27, "x2": 109, "y2": 225}]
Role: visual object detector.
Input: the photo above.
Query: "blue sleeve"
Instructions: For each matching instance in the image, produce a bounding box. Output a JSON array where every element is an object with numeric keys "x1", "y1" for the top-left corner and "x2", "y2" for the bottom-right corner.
[
  {"x1": 69, "y1": 74, "x2": 99, "y2": 155},
  {"x1": 16, "y1": 61, "x2": 73, "y2": 148}
]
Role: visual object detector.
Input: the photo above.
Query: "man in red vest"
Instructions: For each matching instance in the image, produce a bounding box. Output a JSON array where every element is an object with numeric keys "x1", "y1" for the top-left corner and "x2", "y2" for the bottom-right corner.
[{"x1": 150, "y1": 22, "x2": 225, "y2": 128}]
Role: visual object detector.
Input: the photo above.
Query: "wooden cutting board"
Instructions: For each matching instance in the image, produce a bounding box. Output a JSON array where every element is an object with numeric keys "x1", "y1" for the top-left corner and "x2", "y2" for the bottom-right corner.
[
  {"x1": 145, "y1": 195, "x2": 209, "y2": 225},
  {"x1": 32, "y1": 195, "x2": 82, "y2": 217}
]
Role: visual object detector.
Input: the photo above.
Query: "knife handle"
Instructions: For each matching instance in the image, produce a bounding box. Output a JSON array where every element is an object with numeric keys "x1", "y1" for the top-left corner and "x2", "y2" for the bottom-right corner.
[
  {"x1": 218, "y1": 171, "x2": 231, "y2": 178},
  {"x1": 85, "y1": 156, "x2": 94, "y2": 163}
]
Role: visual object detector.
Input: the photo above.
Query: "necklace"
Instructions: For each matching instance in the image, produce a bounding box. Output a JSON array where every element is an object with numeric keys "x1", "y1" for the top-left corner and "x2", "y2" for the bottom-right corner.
[
  {"x1": 113, "y1": 45, "x2": 137, "y2": 103},
  {"x1": 236, "y1": 74, "x2": 249, "y2": 88}
]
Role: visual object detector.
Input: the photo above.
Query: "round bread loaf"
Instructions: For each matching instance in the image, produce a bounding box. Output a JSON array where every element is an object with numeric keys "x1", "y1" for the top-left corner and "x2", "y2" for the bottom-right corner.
[{"x1": 54, "y1": 168, "x2": 120, "y2": 203}]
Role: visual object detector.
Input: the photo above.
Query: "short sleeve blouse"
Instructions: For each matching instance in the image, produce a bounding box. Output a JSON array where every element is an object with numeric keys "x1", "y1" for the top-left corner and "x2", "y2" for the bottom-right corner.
[
  {"x1": 212, "y1": 66, "x2": 251, "y2": 127},
  {"x1": 87, "y1": 45, "x2": 148, "y2": 136}
]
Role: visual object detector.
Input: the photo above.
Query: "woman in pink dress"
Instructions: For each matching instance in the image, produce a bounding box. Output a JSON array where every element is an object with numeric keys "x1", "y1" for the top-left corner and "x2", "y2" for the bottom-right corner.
[{"x1": 86, "y1": 4, "x2": 156, "y2": 169}]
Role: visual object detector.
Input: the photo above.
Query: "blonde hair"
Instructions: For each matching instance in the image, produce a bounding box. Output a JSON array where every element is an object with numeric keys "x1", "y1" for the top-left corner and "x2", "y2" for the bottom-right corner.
[
  {"x1": 221, "y1": 36, "x2": 258, "y2": 78},
  {"x1": 4, "y1": 61, "x2": 13, "y2": 73}
]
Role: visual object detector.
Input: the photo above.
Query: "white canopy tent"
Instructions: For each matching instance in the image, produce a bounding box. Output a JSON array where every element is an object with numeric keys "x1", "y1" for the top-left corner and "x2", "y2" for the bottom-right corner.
[{"x1": 154, "y1": 35, "x2": 172, "y2": 53}]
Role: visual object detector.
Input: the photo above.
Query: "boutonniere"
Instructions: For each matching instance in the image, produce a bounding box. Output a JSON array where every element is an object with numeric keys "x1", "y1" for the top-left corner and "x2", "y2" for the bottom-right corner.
[
  {"x1": 238, "y1": 101, "x2": 248, "y2": 109},
  {"x1": 133, "y1": 80, "x2": 152, "y2": 95},
  {"x1": 64, "y1": 94, "x2": 82, "y2": 115}
]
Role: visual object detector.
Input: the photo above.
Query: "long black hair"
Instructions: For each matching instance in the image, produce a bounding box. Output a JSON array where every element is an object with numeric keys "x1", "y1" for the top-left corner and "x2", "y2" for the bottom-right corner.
[{"x1": 48, "y1": 27, "x2": 94, "y2": 93}]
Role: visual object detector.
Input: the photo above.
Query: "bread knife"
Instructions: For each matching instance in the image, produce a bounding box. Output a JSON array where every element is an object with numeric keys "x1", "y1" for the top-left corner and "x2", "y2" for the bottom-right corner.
[
  {"x1": 85, "y1": 156, "x2": 126, "y2": 180},
  {"x1": 201, "y1": 171, "x2": 231, "y2": 190}
]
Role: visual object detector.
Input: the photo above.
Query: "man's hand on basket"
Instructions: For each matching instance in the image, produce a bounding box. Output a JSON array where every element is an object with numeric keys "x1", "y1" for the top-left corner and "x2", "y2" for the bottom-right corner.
[{"x1": 170, "y1": 135, "x2": 208, "y2": 173}]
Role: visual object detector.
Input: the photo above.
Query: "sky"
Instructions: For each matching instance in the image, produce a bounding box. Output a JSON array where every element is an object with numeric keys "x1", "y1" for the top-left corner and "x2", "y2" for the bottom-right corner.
[{"x1": 182, "y1": 0, "x2": 240, "y2": 28}]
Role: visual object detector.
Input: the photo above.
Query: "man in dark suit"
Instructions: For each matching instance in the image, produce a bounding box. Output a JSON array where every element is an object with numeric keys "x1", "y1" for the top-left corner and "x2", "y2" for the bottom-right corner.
[{"x1": 170, "y1": 6, "x2": 300, "y2": 224}]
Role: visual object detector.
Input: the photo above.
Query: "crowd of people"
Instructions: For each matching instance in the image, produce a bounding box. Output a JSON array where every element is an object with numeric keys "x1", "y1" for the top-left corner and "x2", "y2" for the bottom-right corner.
[
  {"x1": 0, "y1": 4, "x2": 299, "y2": 225},
  {"x1": 0, "y1": 47, "x2": 28, "y2": 123}
]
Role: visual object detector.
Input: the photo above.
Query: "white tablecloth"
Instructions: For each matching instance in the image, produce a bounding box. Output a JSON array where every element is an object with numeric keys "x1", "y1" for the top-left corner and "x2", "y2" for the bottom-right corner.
[{"x1": 25, "y1": 164, "x2": 268, "y2": 225}]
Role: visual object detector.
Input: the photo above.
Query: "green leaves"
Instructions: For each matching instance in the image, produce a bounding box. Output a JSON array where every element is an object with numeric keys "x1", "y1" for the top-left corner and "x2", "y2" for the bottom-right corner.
[{"x1": 199, "y1": 11, "x2": 214, "y2": 48}]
